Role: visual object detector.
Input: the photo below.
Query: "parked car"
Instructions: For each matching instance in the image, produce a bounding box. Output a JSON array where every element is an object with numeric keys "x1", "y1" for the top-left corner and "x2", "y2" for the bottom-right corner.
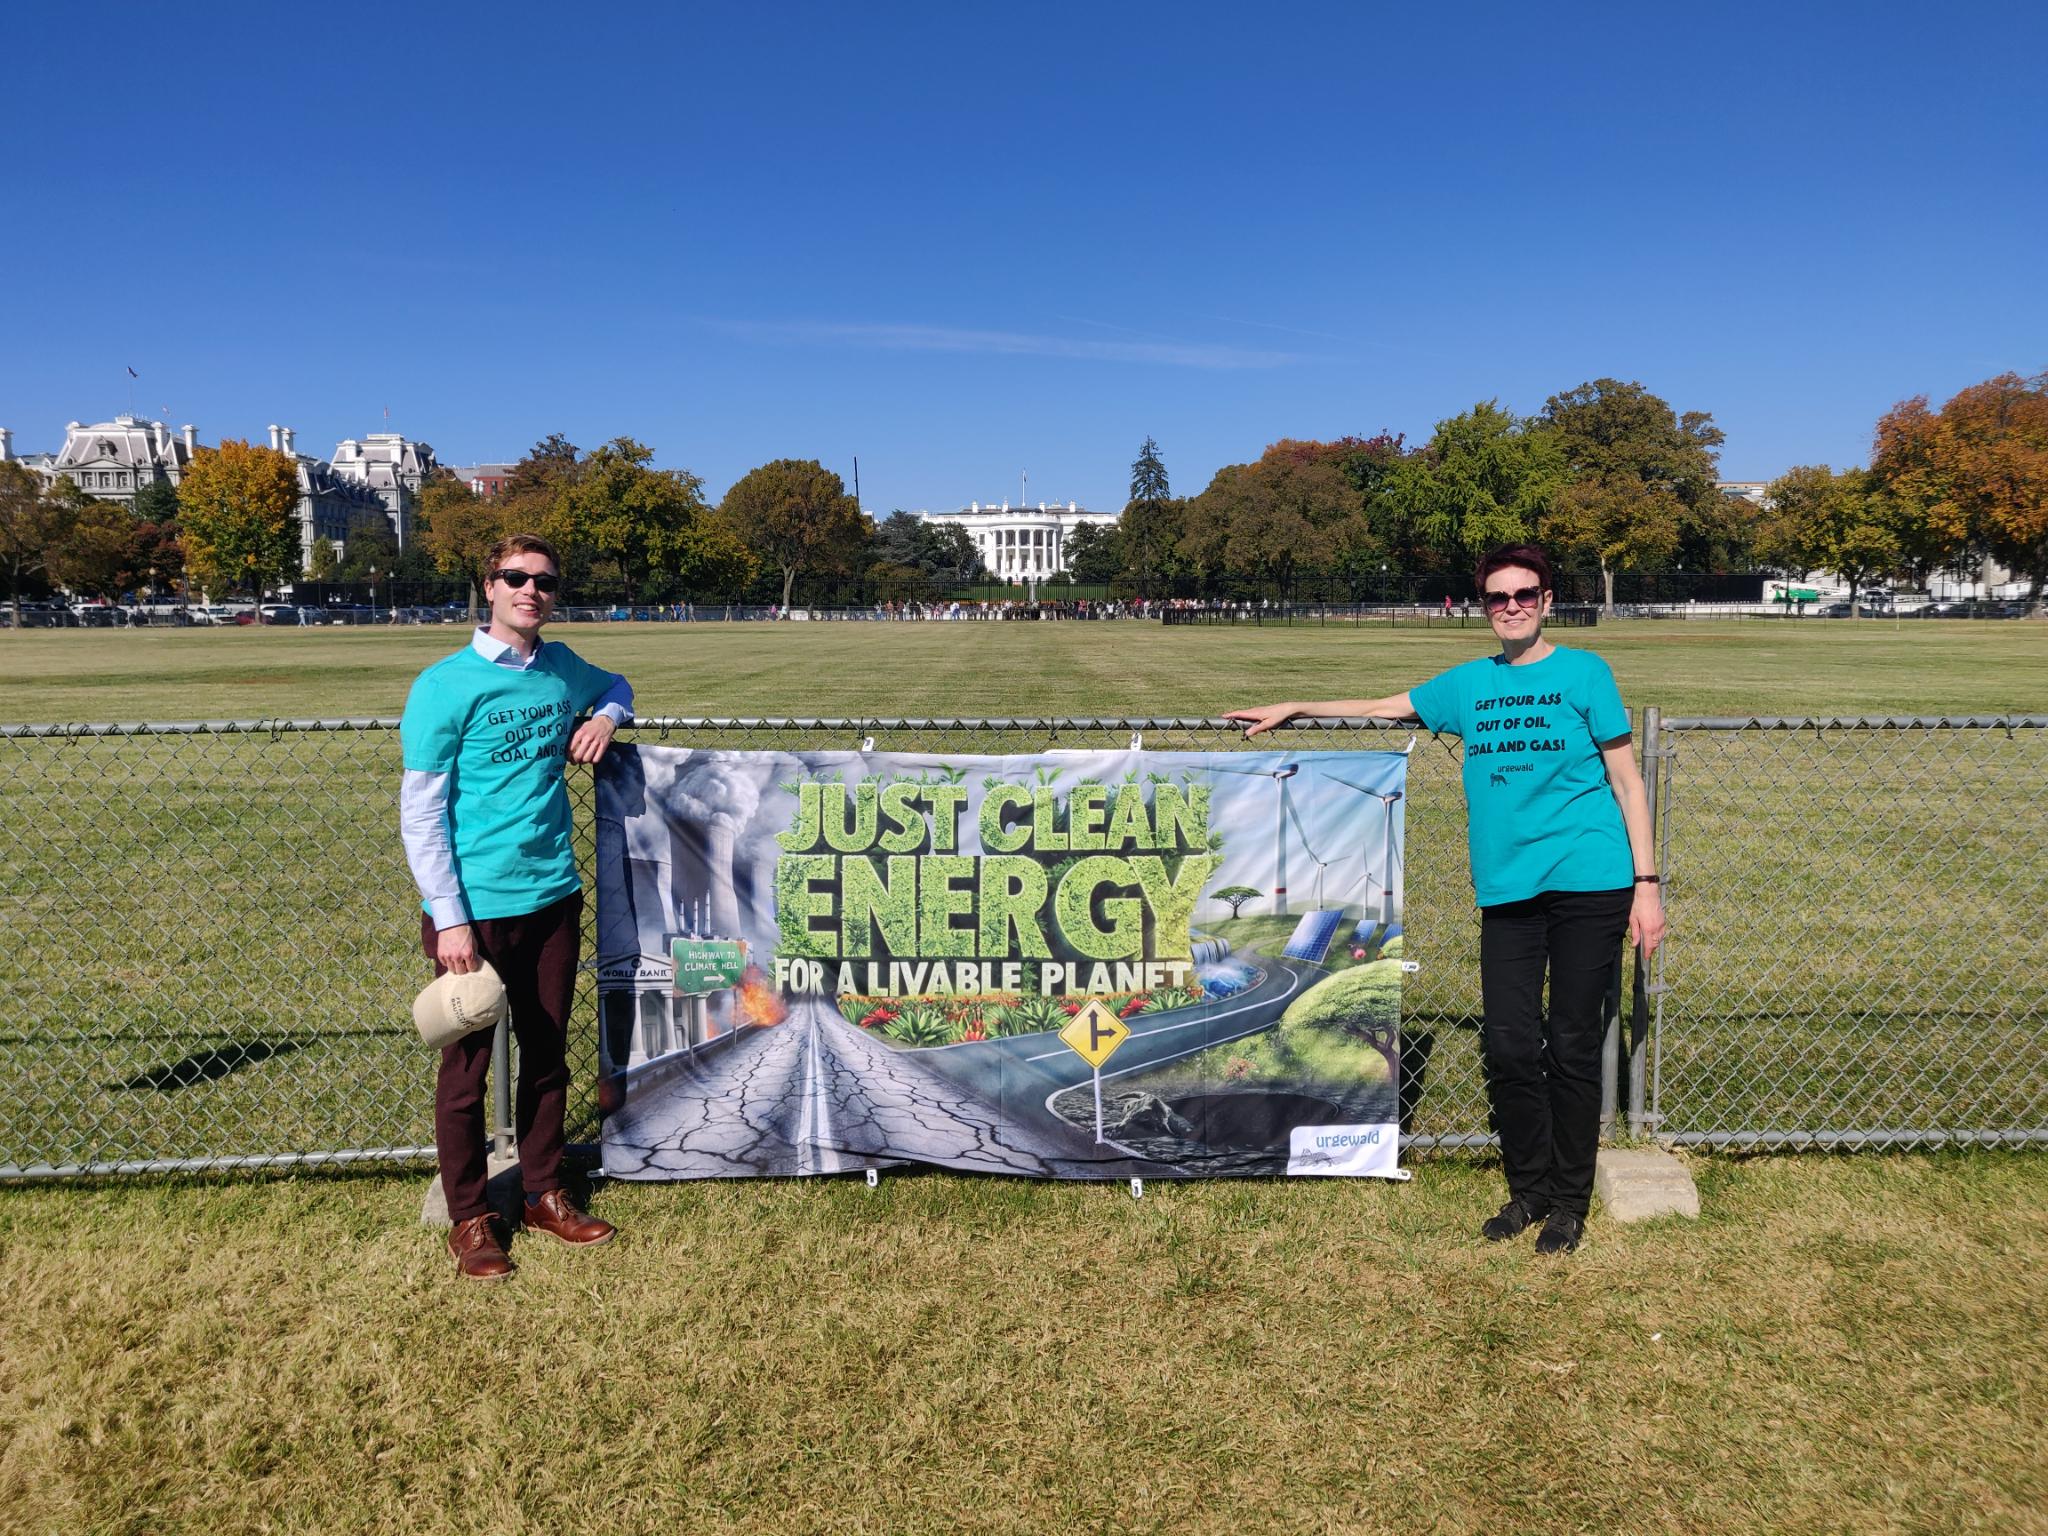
[
  {"x1": 1816, "y1": 601, "x2": 1853, "y2": 617},
  {"x1": 259, "y1": 604, "x2": 303, "y2": 625}
]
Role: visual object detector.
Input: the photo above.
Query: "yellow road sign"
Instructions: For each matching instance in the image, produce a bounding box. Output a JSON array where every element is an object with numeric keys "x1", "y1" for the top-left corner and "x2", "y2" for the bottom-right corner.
[{"x1": 1058, "y1": 999, "x2": 1130, "y2": 1070}]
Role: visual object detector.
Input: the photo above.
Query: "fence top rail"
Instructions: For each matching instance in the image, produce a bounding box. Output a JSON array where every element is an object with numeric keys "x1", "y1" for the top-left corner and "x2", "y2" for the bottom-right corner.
[
  {"x1": 1, "y1": 715, "x2": 1423, "y2": 739},
  {"x1": 1662, "y1": 715, "x2": 2048, "y2": 732},
  {"x1": 5, "y1": 714, "x2": 2041, "y2": 739}
]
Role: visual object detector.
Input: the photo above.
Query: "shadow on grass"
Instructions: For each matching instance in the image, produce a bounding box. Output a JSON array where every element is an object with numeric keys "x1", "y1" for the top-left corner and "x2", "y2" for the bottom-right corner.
[{"x1": 111, "y1": 1038, "x2": 302, "y2": 1092}]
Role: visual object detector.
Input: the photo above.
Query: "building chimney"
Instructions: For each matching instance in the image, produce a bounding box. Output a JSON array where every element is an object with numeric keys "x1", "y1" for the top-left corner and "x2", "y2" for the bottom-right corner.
[
  {"x1": 281, "y1": 426, "x2": 295, "y2": 456},
  {"x1": 182, "y1": 425, "x2": 196, "y2": 454},
  {"x1": 0, "y1": 428, "x2": 11, "y2": 462},
  {"x1": 268, "y1": 425, "x2": 281, "y2": 451}
]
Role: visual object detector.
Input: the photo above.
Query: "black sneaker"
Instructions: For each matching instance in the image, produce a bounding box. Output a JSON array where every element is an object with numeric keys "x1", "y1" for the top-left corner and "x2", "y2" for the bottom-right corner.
[
  {"x1": 1534, "y1": 1210, "x2": 1584, "y2": 1255},
  {"x1": 1480, "y1": 1196, "x2": 1546, "y2": 1242}
]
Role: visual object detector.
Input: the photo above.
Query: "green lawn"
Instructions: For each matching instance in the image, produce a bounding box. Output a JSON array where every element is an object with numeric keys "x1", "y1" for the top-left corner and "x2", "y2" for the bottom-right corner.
[
  {"x1": 1, "y1": 615, "x2": 2042, "y2": 724},
  {"x1": 2, "y1": 618, "x2": 2045, "y2": 1533},
  {"x1": 1, "y1": 1154, "x2": 2042, "y2": 1534}
]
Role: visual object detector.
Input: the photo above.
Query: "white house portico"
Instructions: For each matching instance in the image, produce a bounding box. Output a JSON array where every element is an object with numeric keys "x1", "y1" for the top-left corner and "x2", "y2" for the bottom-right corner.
[{"x1": 918, "y1": 499, "x2": 1118, "y2": 581}]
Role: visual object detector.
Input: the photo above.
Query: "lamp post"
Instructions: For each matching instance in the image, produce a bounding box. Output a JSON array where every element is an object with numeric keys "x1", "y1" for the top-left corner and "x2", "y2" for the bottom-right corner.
[{"x1": 368, "y1": 565, "x2": 378, "y2": 625}]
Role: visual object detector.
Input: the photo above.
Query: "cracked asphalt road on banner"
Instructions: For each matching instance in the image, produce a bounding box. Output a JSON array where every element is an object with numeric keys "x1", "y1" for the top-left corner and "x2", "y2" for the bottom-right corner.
[{"x1": 603, "y1": 995, "x2": 1107, "y2": 1179}]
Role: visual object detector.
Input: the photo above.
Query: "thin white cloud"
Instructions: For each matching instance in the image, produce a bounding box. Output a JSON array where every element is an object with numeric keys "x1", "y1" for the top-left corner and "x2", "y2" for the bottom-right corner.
[{"x1": 708, "y1": 318, "x2": 1302, "y2": 370}]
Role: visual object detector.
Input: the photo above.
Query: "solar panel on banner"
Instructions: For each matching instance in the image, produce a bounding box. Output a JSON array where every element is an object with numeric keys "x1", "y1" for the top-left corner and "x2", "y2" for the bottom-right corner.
[{"x1": 1282, "y1": 910, "x2": 1345, "y2": 962}]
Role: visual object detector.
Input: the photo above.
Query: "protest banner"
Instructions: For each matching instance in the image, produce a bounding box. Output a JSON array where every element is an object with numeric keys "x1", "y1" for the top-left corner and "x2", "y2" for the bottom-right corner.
[{"x1": 595, "y1": 747, "x2": 1407, "y2": 1180}]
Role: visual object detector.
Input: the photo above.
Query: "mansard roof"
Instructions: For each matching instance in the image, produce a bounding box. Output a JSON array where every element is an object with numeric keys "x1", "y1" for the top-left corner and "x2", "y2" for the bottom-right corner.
[{"x1": 54, "y1": 416, "x2": 196, "y2": 472}]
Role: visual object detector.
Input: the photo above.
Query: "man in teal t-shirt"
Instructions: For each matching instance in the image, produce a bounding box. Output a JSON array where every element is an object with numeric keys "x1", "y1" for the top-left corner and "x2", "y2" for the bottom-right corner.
[{"x1": 399, "y1": 533, "x2": 633, "y2": 1280}]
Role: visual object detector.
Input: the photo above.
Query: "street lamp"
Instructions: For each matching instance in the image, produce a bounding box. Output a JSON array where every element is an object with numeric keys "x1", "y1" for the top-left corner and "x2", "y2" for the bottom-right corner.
[{"x1": 368, "y1": 565, "x2": 378, "y2": 624}]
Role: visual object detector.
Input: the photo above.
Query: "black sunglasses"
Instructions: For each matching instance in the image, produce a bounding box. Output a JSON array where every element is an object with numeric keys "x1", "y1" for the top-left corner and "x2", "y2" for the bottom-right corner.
[
  {"x1": 490, "y1": 569, "x2": 560, "y2": 594},
  {"x1": 1482, "y1": 584, "x2": 1544, "y2": 614}
]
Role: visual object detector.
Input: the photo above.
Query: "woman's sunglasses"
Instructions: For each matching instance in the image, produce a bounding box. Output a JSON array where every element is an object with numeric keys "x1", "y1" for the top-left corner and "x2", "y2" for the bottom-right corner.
[
  {"x1": 1482, "y1": 585, "x2": 1544, "y2": 614},
  {"x1": 490, "y1": 569, "x2": 560, "y2": 595}
]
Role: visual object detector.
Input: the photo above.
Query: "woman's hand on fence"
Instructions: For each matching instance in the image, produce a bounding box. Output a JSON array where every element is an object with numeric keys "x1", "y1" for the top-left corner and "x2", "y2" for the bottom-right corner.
[
  {"x1": 437, "y1": 923, "x2": 480, "y2": 974},
  {"x1": 1631, "y1": 884, "x2": 1666, "y2": 955},
  {"x1": 1225, "y1": 703, "x2": 1300, "y2": 738}
]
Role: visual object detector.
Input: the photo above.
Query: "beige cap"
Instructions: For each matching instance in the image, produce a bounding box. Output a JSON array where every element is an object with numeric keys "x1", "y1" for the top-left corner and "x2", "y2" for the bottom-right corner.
[{"x1": 413, "y1": 961, "x2": 509, "y2": 1049}]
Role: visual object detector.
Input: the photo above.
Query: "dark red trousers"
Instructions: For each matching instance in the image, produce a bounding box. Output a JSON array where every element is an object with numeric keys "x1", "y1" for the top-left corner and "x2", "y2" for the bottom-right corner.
[{"x1": 422, "y1": 892, "x2": 582, "y2": 1224}]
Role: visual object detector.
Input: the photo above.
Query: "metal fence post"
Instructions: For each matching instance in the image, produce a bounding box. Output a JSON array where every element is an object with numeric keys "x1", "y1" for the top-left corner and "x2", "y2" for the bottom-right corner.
[
  {"x1": 1626, "y1": 706, "x2": 1663, "y2": 1138},
  {"x1": 491, "y1": 1018, "x2": 515, "y2": 1158}
]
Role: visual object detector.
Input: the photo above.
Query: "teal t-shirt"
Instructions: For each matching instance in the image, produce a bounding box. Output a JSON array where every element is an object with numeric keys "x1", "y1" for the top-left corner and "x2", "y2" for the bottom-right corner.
[
  {"x1": 400, "y1": 642, "x2": 620, "y2": 922},
  {"x1": 1408, "y1": 645, "x2": 1634, "y2": 907}
]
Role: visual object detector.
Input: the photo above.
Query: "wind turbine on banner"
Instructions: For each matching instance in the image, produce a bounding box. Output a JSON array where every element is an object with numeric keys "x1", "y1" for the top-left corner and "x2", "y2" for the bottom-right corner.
[
  {"x1": 1206, "y1": 759, "x2": 1354, "y2": 963},
  {"x1": 1318, "y1": 769, "x2": 1405, "y2": 955},
  {"x1": 1205, "y1": 759, "x2": 1320, "y2": 916}
]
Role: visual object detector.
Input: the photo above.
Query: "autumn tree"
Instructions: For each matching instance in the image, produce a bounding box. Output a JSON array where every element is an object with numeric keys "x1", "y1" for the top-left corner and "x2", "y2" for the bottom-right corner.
[
  {"x1": 0, "y1": 462, "x2": 75, "y2": 627},
  {"x1": 129, "y1": 478, "x2": 185, "y2": 598},
  {"x1": 49, "y1": 497, "x2": 142, "y2": 601},
  {"x1": 1873, "y1": 372, "x2": 2048, "y2": 613},
  {"x1": 1538, "y1": 379, "x2": 1725, "y2": 612},
  {"x1": 717, "y1": 458, "x2": 869, "y2": 609},
  {"x1": 1180, "y1": 446, "x2": 1364, "y2": 596},
  {"x1": 177, "y1": 439, "x2": 302, "y2": 602},
  {"x1": 415, "y1": 474, "x2": 511, "y2": 616}
]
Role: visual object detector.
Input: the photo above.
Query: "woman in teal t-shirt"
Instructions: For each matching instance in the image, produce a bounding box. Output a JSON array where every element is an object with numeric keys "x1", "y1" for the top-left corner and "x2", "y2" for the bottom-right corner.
[{"x1": 1228, "y1": 544, "x2": 1665, "y2": 1254}]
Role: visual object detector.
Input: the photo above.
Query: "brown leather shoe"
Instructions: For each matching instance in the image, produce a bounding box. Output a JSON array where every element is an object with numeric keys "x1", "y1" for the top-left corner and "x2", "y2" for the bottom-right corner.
[
  {"x1": 522, "y1": 1189, "x2": 616, "y2": 1246},
  {"x1": 448, "y1": 1213, "x2": 514, "y2": 1281}
]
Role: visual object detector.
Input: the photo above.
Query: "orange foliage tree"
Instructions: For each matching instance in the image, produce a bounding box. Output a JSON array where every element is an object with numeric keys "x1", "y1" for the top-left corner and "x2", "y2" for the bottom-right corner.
[{"x1": 1874, "y1": 372, "x2": 2048, "y2": 613}]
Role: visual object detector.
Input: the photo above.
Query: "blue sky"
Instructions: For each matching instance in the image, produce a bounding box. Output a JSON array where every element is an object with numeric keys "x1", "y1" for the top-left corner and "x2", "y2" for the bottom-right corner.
[{"x1": 3, "y1": 1, "x2": 2041, "y2": 512}]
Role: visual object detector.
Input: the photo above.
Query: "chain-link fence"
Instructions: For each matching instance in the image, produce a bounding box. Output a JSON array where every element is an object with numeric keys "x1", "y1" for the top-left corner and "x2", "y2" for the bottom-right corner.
[
  {"x1": 0, "y1": 717, "x2": 1493, "y2": 1177},
  {"x1": 2, "y1": 714, "x2": 2041, "y2": 1179},
  {"x1": 1644, "y1": 716, "x2": 2048, "y2": 1149}
]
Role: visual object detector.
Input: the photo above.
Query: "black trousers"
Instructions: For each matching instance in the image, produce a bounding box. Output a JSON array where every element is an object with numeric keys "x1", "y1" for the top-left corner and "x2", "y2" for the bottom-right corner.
[{"x1": 1478, "y1": 887, "x2": 1632, "y2": 1218}]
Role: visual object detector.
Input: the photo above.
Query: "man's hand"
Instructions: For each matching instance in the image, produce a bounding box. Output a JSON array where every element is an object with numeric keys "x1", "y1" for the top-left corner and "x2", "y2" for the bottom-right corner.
[
  {"x1": 568, "y1": 714, "x2": 618, "y2": 764},
  {"x1": 437, "y1": 923, "x2": 480, "y2": 975}
]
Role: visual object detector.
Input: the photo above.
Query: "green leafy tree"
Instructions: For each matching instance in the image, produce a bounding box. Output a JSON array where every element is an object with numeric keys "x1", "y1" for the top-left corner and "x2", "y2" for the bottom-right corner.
[
  {"x1": 1121, "y1": 437, "x2": 1183, "y2": 595},
  {"x1": 1538, "y1": 379, "x2": 1725, "y2": 612},
  {"x1": 1386, "y1": 403, "x2": 1563, "y2": 563},
  {"x1": 128, "y1": 478, "x2": 185, "y2": 598},
  {"x1": 177, "y1": 439, "x2": 303, "y2": 602},
  {"x1": 1762, "y1": 465, "x2": 1903, "y2": 615},
  {"x1": 538, "y1": 437, "x2": 717, "y2": 604},
  {"x1": 717, "y1": 458, "x2": 870, "y2": 609},
  {"x1": 869, "y1": 511, "x2": 987, "y2": 588},
  {"x1": 1214, "y1": 885, "x2": 1263, "y2": 918},
  {"x1": 0, "y1": 463, "x2": 76, "y2": 625},
  {"x1": 304, "y1": 537, "x2": 343, "y2": 580},
  {"x1": 1062, "y1": 521, "x2": 1124, "y2": 584}
]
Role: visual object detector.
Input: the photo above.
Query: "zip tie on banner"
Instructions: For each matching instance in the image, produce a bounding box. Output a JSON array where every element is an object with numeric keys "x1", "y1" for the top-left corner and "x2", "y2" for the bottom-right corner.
[
  {"x1": 860, "y1": 734, "x2": 875, "y2": 753},
  {"x1": 1402, "y1": 733, "x2": 1416, "y2": 755},
  {"x1": 1130, "y1": 729, "x2": 1143, "y2": 752},
  {"x1": 1130, "y1": 1177, "x2": 1144, "y2": 1200},
  {"x1": 865, "y1": 1168, "x2": 879, "y2": 1189}
]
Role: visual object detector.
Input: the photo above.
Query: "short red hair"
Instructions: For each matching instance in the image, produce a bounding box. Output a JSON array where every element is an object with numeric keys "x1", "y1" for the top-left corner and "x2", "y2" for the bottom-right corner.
[{"x1": 1474, "y1": 543, "x2": 1554, "y2": 595}]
